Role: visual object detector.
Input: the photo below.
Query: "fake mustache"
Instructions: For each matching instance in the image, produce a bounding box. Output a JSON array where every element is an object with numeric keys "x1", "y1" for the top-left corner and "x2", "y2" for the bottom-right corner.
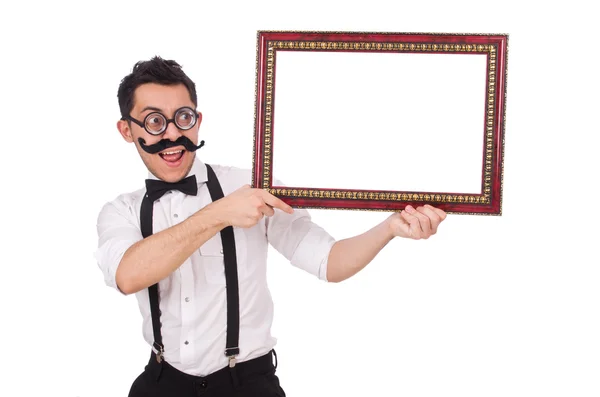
[{"x1": 138, "y1": 136, "x2": 205, "y2": 154}]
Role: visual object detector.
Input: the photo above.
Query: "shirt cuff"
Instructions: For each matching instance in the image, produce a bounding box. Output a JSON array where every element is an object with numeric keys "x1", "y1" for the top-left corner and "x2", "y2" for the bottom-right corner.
[{"x1": 94, "y1": 241, "x2": 129, "y2": 295}]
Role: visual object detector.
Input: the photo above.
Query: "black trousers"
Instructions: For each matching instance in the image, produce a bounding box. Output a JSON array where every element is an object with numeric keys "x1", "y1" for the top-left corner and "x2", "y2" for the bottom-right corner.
[{"x1": 128, "y1": 350, "x2": 286, "y2": 397}]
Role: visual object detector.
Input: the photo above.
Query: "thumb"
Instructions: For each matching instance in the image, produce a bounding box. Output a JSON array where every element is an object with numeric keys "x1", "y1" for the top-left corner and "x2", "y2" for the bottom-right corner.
[{"x1": 391, "y1": 211, "x2": 411, "y2": 237}]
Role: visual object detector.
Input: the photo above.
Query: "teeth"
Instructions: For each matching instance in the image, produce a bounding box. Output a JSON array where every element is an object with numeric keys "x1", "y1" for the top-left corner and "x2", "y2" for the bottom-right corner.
[{"x1": 161, "y1": 150, "x2": 182, "y2": 155}]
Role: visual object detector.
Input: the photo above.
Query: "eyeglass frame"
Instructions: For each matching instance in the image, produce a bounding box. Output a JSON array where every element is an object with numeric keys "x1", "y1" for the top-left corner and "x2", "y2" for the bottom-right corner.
[{"x1": 121, "y1": 106, "x2": 200, "y2": 136}]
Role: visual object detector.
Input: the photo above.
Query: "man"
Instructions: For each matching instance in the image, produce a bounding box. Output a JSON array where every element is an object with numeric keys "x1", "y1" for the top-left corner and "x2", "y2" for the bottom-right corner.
[{"x1": 95, "y1": 56, "x2": 447, "y2": 397}]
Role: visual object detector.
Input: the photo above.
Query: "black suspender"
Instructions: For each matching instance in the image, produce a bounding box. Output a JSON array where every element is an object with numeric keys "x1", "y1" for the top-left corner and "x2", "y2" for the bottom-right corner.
[
  {"x1": 140, "y1": 164, "x2": 240, "y2": 367},
  {"x1": 205, "y1": 164, "x2": 241, "y2": 366}
]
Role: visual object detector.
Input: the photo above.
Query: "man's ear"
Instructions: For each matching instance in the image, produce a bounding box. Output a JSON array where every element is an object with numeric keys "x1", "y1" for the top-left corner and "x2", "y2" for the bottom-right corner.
[
  {"x1": 197, "y1": 112, "x2": 203, "y2": 127},
  {"x1": 117, "y1": 119, "x2": 134, "y2": 143}
]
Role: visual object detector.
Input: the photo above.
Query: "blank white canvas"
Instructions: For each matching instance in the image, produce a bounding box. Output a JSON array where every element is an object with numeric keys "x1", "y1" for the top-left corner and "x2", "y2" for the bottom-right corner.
[{"x1": 273, "y1": 51, "x2": 487, "y2": 193}]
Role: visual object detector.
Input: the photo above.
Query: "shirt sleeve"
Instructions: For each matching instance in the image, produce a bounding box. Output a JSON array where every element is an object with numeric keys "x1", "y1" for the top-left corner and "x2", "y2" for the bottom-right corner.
[
  {"x1": 94, "y1": 199, "x2": 143, "y2": 294},
  {"x1": 265, "y1": 179, "x2": 337, "y2": 282}
]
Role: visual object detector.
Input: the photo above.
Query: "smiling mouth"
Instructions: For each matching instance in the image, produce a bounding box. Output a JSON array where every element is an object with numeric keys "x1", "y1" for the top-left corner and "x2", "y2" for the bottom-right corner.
[{"x1": 159, "y1": 149, "x2": 185, "y2": 163}]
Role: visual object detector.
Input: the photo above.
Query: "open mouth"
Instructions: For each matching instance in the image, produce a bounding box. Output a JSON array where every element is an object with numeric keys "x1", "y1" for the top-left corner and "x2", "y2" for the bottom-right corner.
[{"x1": 158, "y1": 149, "x2": 185, "y2": 166}]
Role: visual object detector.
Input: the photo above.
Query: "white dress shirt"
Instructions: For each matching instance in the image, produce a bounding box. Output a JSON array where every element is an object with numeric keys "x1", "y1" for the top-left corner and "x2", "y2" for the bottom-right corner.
[{"x1": 94, "y1": 156, "x2": 336, "y2": 376}]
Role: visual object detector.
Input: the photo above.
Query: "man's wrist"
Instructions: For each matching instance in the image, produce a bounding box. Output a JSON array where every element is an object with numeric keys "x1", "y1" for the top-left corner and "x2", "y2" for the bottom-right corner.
[
  {"x1": 189, "y1": 203, "x2": 228, "y2": 234},
  {"x1": 385, "y1": 213, "x2": 400, "y2": 240}
]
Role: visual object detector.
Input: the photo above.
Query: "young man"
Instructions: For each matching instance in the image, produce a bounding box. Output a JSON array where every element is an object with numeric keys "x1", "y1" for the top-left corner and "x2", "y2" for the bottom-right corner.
[{"x1": 95, "y1": 56, "x2": 447, "y2": 397}]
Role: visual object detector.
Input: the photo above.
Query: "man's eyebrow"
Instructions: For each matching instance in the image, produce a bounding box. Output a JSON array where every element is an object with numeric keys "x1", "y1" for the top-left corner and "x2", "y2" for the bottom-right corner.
[{"x1": 139, "y1": 106, "x2": 163, "y2": 114}]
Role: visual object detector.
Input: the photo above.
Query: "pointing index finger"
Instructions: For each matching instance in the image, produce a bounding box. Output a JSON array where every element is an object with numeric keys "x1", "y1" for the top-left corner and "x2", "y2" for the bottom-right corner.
[{"x1": 260, "y1": 190, "x2": 294, "y2": 214}]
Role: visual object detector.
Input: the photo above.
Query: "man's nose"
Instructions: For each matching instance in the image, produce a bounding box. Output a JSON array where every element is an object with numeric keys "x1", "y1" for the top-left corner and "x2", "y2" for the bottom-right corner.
[{"x1": 162, "y1": 120, "x2": 183, "y2": 141}]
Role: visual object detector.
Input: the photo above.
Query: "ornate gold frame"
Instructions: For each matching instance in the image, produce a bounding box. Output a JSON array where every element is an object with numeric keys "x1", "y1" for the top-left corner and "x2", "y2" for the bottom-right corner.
[{"x1": 252, "y1": 31, "x2": 508, "y2": 215}]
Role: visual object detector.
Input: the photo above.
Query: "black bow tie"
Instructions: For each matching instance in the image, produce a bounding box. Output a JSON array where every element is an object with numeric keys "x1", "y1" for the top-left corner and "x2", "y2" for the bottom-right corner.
[{"x1": 144, "y1": 175, "x2": 198, "y2": 201}]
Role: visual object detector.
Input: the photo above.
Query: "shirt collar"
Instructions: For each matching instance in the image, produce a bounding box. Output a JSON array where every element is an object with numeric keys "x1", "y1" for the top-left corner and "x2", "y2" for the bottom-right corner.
[{"x1": 146, "y1": 154, "x2": 208, "y2": 184}]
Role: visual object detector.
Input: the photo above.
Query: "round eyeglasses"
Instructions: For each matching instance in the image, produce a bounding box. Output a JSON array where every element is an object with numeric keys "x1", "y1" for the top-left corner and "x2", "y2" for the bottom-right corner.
[{"x1": 123, "y1": 107, "x2": 199, "y2": 135}]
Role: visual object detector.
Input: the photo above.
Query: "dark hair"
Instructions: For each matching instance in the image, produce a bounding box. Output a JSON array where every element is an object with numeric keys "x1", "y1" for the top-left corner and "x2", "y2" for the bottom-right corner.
[{"x1": 117, "y1": 56, "x2": 197, "y2": 118}]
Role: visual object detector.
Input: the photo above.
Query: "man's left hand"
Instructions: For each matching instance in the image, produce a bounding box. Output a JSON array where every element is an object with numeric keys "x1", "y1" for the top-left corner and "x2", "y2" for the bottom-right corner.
[{"x1": 388, "y1": 204, "x2": 447, "y2": 240}]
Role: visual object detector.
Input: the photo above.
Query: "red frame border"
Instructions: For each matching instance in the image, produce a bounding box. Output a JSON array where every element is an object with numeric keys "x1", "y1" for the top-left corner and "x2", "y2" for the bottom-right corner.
[{"x1": 252, "y1": 31, "x2": 508, "y2": 215}]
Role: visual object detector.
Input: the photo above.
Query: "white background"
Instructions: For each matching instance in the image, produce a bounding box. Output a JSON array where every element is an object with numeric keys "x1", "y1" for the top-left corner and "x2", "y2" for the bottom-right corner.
[{"x1": 1, "y1": 1, "x2": 598, "y2": 396}]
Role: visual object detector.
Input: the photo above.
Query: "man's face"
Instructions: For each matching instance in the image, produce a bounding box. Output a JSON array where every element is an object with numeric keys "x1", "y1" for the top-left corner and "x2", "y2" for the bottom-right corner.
[{"x1": 117, "y1": 83, "x2": 202, "y2": 183}]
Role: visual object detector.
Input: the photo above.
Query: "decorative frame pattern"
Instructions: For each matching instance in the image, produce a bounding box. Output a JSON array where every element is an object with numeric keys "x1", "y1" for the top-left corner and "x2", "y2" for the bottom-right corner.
[{"x1": 252, "y1": 31, "x2": 508, "y2": 215}]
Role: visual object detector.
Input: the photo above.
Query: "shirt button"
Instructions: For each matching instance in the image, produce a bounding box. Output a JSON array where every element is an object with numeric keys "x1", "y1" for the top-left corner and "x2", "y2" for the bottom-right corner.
[
  {"x1": 185, "y1": 297, "x2": 190, "y2": 302},
  {"x1": 200, "y1": 381, "x2": 207, "y2": 388},
  {"x1": 220, "y1": 249, "x2": 223, "y2": 254},
  {"x1": 184, "y1": 341, "x2": 189, "y2": 345},
  {"x1": 173, "y1": 213, "x2": 179, "y2": 218}
]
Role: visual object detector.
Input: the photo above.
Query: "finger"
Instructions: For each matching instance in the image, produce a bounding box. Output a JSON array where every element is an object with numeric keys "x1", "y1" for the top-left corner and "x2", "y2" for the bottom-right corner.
[
  {"x1": 405, "y1": 205, "x2": 431, "y2": 238},
  {"x1": 259, "y1": 203, "x2": 275, "y2": 217},
  {"x1": 425, "y1": 204, "x2": 447, "y2": 221},
  {"x1": 249, "y1": 209, "x2": 264, "y2": 223},
  {"x1": 417, "y1": 205, "x2": 441, "y2": 234},
  {"x1": 260, "y1": 191, "x2": 294, "y2": 214},
  {"x1": 400, "y1": 209, "x2": 422, "y2": 239}
]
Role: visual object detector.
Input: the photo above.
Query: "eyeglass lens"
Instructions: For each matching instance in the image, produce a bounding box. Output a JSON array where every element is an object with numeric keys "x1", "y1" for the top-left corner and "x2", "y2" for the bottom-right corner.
[{"x1": 145, "y1": 108, "x2": 196, "y2": 134}]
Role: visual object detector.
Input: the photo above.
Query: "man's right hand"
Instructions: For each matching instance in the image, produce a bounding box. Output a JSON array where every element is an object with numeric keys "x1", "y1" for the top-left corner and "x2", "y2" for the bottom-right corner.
[{"x1": 208, "y1": 184, "x2": 294, "y2": 228}]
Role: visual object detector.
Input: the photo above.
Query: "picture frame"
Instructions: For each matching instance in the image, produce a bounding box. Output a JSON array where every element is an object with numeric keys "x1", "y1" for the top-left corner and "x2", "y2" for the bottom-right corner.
[{"x1": 252, "y1": 31, "x2": 508, "y2": 215}]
